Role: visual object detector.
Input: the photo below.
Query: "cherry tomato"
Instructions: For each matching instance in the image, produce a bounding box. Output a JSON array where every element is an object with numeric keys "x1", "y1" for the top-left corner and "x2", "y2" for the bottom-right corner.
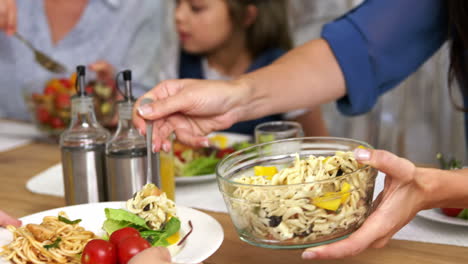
[
  {"x1": 117, "y1": 236, "x2": 151, "y2": 264},
  {"x1": 81, "y1": 239, "x2": 117, "y2": 264},
  {"x1": 216, "y1": 148, "x2": 235, "y2": 159},
  {"x1": 109, "y1": 227, "x2": 141, "y2": 247},
  {"x1": 174, "y1": 150, "x2": 185, "y2": 162},
  {"x1": 85, "y1": 85, "x2": 94, "y2": 95},
  {"x1": 441, "y1": 208, "x2": 463, "y2": 217}
]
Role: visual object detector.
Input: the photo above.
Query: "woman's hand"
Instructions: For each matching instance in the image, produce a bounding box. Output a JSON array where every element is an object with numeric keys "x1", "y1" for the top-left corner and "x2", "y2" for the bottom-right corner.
[
  {"x1": 0, "y1": 0, "x2": 17, "y2": 35},
  {"x1": 0, "y1": 210, "x2": 21, "y2": 227},
  {"x1": 88, "y1": 60, "x2": 116, "y2": 82},
  {"x1": 128, "y1": 247, "x2": 171, "y2": 264},
  {"x1": 133, "y1": 79, "x2": 252, "y2": 151},
  {"x1": 302, "y1": 148, "x2": 431, "y2": 260}
]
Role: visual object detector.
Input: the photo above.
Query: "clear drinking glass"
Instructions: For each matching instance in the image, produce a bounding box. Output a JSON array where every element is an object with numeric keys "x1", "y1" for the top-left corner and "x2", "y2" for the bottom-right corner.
[{"x1": 254, "y1": 121, "x2": 304, "y2": 144}]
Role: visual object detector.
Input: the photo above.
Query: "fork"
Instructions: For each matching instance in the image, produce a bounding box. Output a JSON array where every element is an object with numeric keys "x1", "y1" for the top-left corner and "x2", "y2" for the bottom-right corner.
[{"x1": 14, "y1": 32, "x2": 68, "y2": 74}]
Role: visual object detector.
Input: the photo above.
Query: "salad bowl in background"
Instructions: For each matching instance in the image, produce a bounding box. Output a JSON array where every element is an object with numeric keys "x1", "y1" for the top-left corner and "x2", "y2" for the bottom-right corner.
[
  {"x1": 216, "y1": 137, "x2": 378, "y2": 249},
  {"x1": 23, "y1": 73, "x2": 118, "y2": 138}
]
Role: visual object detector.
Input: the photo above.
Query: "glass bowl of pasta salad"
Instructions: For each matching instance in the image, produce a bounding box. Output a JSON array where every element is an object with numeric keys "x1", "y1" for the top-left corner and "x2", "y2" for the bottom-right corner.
[{"x1": 216, "y1": 137, "x2": 378, "y2": 249}]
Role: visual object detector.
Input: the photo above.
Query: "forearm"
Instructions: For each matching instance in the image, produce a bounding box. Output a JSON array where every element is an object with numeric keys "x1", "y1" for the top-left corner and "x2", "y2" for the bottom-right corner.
[
  {"x1": 418, "y1": 168, "x2": 468, "y2": 209},
  {"x1": 238, "y1": 39, "x2": 346, "y2": 122}
]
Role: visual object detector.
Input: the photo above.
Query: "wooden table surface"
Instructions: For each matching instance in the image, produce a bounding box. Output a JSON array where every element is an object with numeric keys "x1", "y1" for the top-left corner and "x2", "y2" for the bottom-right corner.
[{"x1": 0, "y1": 142, "x2": 467, "y2": 264}]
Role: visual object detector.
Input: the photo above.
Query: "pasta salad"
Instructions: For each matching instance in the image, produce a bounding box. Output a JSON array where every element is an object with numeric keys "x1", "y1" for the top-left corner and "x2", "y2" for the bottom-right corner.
[{"x1": 224, "y1": 151, "x2": 376, "y2": 245}]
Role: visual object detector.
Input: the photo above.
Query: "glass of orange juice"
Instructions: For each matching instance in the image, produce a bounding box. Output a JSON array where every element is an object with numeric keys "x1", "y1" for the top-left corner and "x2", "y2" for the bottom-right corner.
[
  {"x1": 160, "y1": 151, "x2": 175, "y2": 201},
  {"x1": 159, "y1": 135, "x2": 175, "y2": 201}
]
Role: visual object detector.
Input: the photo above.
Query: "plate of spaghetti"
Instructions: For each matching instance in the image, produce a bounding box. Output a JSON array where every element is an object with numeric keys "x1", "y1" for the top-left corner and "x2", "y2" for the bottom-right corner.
[{"x1": 0, "y1": 185, "x2": 224, "y2": 264}]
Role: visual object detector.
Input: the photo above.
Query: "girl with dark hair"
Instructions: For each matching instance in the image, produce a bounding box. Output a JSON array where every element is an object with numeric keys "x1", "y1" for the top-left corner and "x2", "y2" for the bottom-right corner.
[{"x1": 175, "y1": 0, "x2": 328, "y2": 136}]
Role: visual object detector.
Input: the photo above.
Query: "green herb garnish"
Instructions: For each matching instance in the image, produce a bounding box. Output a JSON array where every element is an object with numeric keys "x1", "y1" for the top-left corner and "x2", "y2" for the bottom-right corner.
[
  {"x1": 43, "y1": 237, "x2": 62, "y2": 250},
  {"x1": 58, "y1": 215, "x2": 82, "y2": 225}
]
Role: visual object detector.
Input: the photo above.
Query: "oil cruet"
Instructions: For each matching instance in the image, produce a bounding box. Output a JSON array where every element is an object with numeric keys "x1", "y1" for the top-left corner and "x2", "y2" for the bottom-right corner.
[
  {"x1": 105, "y1": 70, "x2": 152, "y2": 200},
  {"x1": 59, "y1": 65, "x2": 110, "y2": 205}
]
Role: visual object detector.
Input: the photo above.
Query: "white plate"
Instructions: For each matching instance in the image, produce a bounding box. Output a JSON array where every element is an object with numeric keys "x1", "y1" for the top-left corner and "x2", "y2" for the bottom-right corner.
[
  {"x1": 417, "y1": 208, "x2": 468, "y2": 227},
  {"x1": 0, "y1": 202, "x2": 224, "y2": 264},
  {"x1": 176, "y1": 132, "x2": 252, "y2": 184}
]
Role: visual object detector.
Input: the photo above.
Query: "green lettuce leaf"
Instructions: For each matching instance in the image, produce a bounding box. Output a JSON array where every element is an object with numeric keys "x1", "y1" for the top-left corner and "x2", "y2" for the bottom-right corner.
[
  {"x1": 139, "y1": 217, "x2": 181, "y2": 246},
  {"x1": 182, "y1": 156, "x2": 220, "y2": 176},
  {"x1": 102, "y1": 219, "x2": 129, "y2": 235},
  {"x1": 102, "y1": 208, "x2": 182, "y2": 247},
  {"x1": 457, "y1": 209, "x2": 468, "y2": 220},
  {"x1": 104, "y1": 208, "x2": 149, "y2": 229}
]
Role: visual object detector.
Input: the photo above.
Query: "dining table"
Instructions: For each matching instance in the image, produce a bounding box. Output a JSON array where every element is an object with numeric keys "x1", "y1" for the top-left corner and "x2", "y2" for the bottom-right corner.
[{"x1": 0, "y1": 140, "x2": 467, "y2": 264}]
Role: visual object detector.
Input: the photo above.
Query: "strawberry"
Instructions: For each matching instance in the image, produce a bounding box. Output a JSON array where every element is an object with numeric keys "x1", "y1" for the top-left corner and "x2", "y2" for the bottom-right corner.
[
  {"x1": 49, "y1": 117, "x2": 65, "y2": 129},
  {"x1": 440, "y1": 208, "x2": 463, "y2": 217},
  {"x1": 55, "y1": 93, "x2": 71, "y2": 109},
  {"x1": 59, "y1": 78, "x2": 72, "y2": 89},
  {"x1": 36, "y1": 106, "x2": 51, "y2": 124},
  {"x1": 44, "y1": 85, "x2": 56, "y2": 95}
]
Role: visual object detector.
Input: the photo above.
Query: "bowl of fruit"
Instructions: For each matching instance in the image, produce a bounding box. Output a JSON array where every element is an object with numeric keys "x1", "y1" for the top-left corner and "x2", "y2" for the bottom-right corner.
[{"x1": 23, "y1": 73, "x2": 118, "y2": 137}]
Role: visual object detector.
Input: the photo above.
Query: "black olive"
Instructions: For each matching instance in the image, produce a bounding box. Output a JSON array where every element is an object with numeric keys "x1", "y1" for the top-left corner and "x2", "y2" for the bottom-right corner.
[
  {"x1": 146, "y1": 236, "x2": 154, "y2": 244},
  {"x1": 297, "y1": 224, "x2": 314, "y2": 237},
  {"x1": 336, "y1": 169, "x2": 344, "y2": 177},
  {"x1": 268, "y1": 215, "x2": 282, "y2": 227},
  {"x1": 143, "y1": 204, "x2": 151, "y2": 211}
]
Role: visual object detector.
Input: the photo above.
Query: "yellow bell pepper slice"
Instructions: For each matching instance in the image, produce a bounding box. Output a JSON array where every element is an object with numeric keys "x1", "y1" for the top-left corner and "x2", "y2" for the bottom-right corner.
[
  {"x1": 313, "y1": 182, "x2": 352, "y2": 211},
  {"x1": 166, "y1": 231, "x2": 180, "y2": 245},
  {"x1": 312, "y1": 194, "x2": 342, "y2": 211},
  {"x1": 254, "y1": 166, "x2": 278, "y2": 180},
  {"x1": 209, "y1": 135, "x2": 228, "y2": 148},
  {"x1": 340, "y1": 182, "x2": 351, "y2": 203}
]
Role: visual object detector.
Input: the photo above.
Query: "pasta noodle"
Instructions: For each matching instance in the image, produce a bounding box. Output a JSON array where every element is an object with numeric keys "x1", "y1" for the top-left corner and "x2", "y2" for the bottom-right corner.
[
  {"x1": 223, "y1": 151, "x2": 376, "y2": 244},
  {"x1": 0, "y1": 212, "x2": 96, "y2": 264},
  {"x1": 126, "y1": 184, "x2": 176, "y2": 230}
]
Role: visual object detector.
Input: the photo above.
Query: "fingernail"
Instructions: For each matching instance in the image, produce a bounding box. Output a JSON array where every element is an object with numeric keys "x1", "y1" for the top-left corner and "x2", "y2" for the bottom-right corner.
[
  {"x1": 201, "y1": 139, "x2": 210, "y2": 148},
  {"x1": 354, "y1": 148, "x2": 371, "y2": 161},
  {"x1": 137, "y1": 128, "x2": 144, "y2": 135},
  {"x1": 302, "y1": 251, "x2": 317, "y2": 259},
  {"x1": 152, "y1": 144, "x2": 158, "y2": 153},
  {"x1": 138, "y1": 105, "x2": 153, "y2": 116}
]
